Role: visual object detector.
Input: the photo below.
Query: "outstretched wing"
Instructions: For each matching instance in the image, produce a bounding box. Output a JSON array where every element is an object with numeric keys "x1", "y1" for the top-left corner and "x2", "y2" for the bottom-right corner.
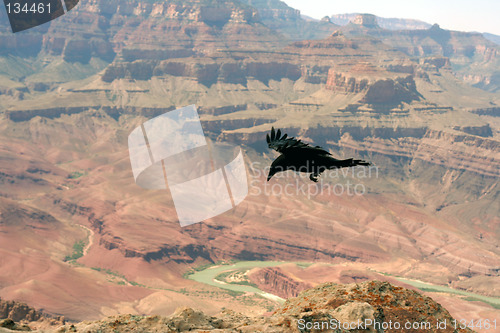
[{"x1": 266, "y1": 127, "x2": 331, "y2": 156}]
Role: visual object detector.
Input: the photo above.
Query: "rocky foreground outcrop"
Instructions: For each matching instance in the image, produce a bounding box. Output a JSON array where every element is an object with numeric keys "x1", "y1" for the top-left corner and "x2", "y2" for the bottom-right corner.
[
  {"x1": 0, "y1": 298, "x2": 64, "y2": 331},
  {"x1": 4, "y1": 281, "x2": 472, "y2": 332}
]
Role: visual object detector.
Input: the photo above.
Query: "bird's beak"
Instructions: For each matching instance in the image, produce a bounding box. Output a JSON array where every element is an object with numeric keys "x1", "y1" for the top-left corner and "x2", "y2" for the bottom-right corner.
[{"x1": 267, "y1": 169, "x2": 275, "y2": 182}]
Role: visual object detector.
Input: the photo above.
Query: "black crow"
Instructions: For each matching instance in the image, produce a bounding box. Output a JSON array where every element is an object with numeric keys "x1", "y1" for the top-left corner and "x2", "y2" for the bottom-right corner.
[{"x1": 266, "y1": 127, "x2": 371, "y2": 182}]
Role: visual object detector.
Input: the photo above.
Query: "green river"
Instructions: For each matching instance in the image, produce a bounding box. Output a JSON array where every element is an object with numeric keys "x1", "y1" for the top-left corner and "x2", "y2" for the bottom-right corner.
[{"x1": 187, "y1": 261, "x2": 500, "y2": 308}]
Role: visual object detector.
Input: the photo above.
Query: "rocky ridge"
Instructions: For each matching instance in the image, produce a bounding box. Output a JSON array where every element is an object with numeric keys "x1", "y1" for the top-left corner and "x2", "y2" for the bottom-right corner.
[
  {"x1": 0, "y1": 281, "x2": 473, "y2": 332},
  {"x1": 0, "y1": 298, "x2": 64, "y2": 331}
]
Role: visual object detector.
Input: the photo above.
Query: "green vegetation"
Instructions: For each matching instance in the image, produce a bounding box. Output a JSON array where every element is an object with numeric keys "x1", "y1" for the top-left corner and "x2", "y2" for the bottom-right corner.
[
  {"x1": 214, "y1": 271, "x2": 232, "y2": 280},
  {"x1": 182, "y1": 270, "x2": 194, "y2": 279},
  {"x1": 63, "y1": 240, "x2": 86, "y2": 262},
  {"x1": 68, "y1": 171, "x2": 86, "y2": 179},
  {"x1": 183, "y1": 260, "x2": 236, "y2": 278},
  {"x1": 225, "y1": 289, "x2": 244, "y2": 297},
  {"x1": 232, "y1": 280, "x2": 258, "y2": 287},
  {"x1": 214, "y1": 270, "x2": 258, "y2": 288},
  {"x1": 194, "y1": 262, "x2": 216, "y2": 272},
  {"x1": 463, "y1": 297, "x2": 500, "y2": 309},
  {"x1": 105, "y1": 91, "x2": 118, "y2": 102},
  {"x1": 129, "y1": 281, "x2": 143, "y2": 287},
  {"x1": 90, "y1": 267, "x2": 146, "y2": 288},
  {"x1": 296, "y1": 262, "x2": 313, "y2": 269}
]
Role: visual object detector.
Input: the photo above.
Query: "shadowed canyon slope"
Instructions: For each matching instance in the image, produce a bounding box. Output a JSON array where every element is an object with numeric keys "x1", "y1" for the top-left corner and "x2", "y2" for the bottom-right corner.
[{"x1": 0, "y1": 0, "x2": 499, "y2": 325}]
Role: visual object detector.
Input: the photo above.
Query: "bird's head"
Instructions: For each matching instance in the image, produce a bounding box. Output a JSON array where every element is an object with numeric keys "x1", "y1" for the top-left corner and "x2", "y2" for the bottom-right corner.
[
  {"x1": 267, "y1": 166, "x2": 277, "y2": 182},
  {"x1": 267, "y1": 156, "x2": 285, "y2": 181}
]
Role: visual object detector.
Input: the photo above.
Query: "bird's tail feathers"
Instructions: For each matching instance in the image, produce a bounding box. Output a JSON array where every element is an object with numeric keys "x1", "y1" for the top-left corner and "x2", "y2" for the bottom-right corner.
[
  {"x1": 353, "y1": 159, "x2": 370, "y2": 166},
  {"x1": 330, "y1": 158, "x2": 371, "y2": 168}
]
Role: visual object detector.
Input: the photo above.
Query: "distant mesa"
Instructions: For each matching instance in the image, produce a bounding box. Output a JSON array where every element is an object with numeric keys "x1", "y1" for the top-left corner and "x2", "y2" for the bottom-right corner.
[
  {"x1": 360, "y1": 76, "x2": 421, "y2": 104},
  {"x1": 453, "y1": 124, "x2": 493, "y2": 137},
  {"x1": 326, "y1": 64, "x2": 422, "y2": 105},
  {"x1": 430, "y1": 23, "x2": 442, "y2": 30},
  {"x1": 351, "y1": 14, "x2": 379, "y2": 28},
  {"x1": 330, "y1": 30, "x2": 343, "y2": 37},
  {"x1": 320, "y1": 16, "x2": 332, "y2": 23},
  {"x1": 422, "y1": 57, "x2": 450, "y2": 69},
  {"x1": 331, "y1": 13, "x2": 432, "y2": 31}
]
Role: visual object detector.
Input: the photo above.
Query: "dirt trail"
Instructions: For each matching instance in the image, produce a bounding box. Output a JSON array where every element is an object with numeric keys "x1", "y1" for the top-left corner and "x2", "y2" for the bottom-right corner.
[{"x1": 78, "y1": 225, "x2": 94, "y2": 256}]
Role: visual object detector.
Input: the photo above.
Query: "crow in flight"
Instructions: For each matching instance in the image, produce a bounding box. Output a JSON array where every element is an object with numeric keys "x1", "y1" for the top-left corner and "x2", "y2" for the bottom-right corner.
[{"x1": 266, "y1": 127, "x2": 371, "y2": 182}]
